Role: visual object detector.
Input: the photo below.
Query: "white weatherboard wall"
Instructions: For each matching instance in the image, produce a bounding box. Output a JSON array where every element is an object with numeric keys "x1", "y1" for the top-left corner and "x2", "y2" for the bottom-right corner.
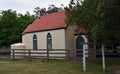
[{"x1": 22, "y1": 29, "x2": 66, "y2": 49}]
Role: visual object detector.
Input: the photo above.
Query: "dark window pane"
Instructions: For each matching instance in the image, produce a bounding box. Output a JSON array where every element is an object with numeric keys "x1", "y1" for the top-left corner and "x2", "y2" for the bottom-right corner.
[
  {"x1": 47, "y1": 33, "x2": 52, "y2": 49},
  {"x1": 33, "y1": 34, "x2": 37, "y2": 50}
]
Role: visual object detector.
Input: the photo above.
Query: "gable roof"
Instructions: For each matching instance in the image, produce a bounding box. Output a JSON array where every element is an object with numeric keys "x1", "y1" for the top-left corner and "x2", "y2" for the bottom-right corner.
[
  {"x1": 75, "y1": 26, "x2": 88, "y2": 35},
  {"x1": 22, "y1": 11, "x2": 67, "y2": 34}
]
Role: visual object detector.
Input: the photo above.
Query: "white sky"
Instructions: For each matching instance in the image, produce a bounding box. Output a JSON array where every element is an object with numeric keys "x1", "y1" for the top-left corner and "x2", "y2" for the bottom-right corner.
[{"x1": 0, "y1": 0, "x2": 70, "y2": 14}]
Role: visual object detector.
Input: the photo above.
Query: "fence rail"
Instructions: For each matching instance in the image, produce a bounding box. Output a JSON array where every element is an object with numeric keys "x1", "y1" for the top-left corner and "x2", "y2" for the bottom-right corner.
[
  {"x1": 0, "y1": 49, "x2": 10, "y2": 60},
  {"x1": 1, "y1": 49, "x2": 120, "y2": 61},
  {"x1": 11, "y1": 49, "x2": 73, "y2": 61},
  {"x1": 11, "y1": 49, "x2": 96, "y2": 62}
]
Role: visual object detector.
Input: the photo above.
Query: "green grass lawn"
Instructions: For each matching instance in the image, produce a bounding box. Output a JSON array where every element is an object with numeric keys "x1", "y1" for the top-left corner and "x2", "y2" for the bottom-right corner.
[{"x1": 0, "y1": 58, "x2": 119, "y2": 74}]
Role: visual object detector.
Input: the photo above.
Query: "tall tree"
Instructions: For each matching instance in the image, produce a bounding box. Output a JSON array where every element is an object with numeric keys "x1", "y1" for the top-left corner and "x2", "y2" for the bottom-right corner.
[
  {"x1": 65, "y1": 0, "x2": 99, "y2": 32},
  {"x1": 0, "y1": 10, "x2": 35, "y2": 47},
  {"x1": 0, "y1": 10, "x2": 18, "y2": 46},
  {"x1": 47, "y1": 5, "x2": 62, "y2": 14},
  {"x1": 65, "y1": 0, "x2": 120, "y2": 46},
  {"x1": 34, "y1": 7, "x2": 46, "y2": 18},
  {"x1": 91, "y1": 0, "x2": 120, "y2": 45},
  {"x1": 65, "y1": 0, "x2": 120, "y2": 71},
  {"x1": 17, "y1": 13, "x2": 35, "y2": 34}
]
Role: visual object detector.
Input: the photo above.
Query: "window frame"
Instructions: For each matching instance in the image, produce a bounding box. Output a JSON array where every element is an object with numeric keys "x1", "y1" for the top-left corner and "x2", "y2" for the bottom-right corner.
[
  {"x1": 33, "y1": 34, "x2": 38, "y2": 50},
  {"x1": 47, "y1": 33, "x2": 52, "y2": 50}
]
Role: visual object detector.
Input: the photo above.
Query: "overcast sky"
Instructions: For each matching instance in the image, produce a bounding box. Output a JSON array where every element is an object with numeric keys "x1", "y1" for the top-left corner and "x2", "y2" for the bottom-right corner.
[{"x1": 0, "y1": 0, "x2": 70, "y2": 14}]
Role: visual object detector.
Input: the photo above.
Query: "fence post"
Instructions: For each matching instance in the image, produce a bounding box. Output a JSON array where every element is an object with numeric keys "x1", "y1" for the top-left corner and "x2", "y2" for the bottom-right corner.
[
  {"x1": 102, "y1": 45, "x2": 106, "y2": 72},
  {"x1": 83, "y1": 44, "x2": 86, "y2": 72},
  {"x1": 67, "y1": 49, "x2": 70, "y2": 62},
  {"x1": 74, "y1": 49, "x2": 77, "y2": 61},
  {"x1": 28, "y1": 50, "x2": 31, "y2": 61},
  {"x1": 47, "y1": 49, "x2": 49, "y2": 62},
  {"x1": 12, "y1": 49, "x2": 15, "y2": 60}
]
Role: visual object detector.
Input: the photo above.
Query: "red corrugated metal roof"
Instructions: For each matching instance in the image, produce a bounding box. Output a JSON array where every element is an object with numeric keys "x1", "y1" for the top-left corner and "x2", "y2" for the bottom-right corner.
[{"x1": 22, "y1": 11, "x2": 67, "y2": 34}]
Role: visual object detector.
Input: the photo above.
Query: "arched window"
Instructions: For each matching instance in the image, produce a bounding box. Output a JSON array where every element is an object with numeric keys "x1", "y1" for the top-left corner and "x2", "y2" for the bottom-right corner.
[
  {"x1": 76, "y1": 36, "x2": 84, "y2": 57},
  {"x1": 33, "y1": 34, "x2": 37, "y2": 50},
  {"x1": 47, "y1": 33, "x2": 52, "y2": 49}
]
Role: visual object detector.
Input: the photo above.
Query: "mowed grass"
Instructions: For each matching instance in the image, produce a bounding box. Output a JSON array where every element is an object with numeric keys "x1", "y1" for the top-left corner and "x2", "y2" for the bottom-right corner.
[{"x1": 0, "y1": 58, "x2": 119, "y2": 74}]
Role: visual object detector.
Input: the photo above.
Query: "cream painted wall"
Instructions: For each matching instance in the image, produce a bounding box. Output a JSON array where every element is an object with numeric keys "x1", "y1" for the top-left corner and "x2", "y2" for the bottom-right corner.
[
  {"x1": 22, "y1": 34, "x2": 33, "y2": 49},
  {"x1": 22, "y1": 29, "x2": 66, "y2": 49}
]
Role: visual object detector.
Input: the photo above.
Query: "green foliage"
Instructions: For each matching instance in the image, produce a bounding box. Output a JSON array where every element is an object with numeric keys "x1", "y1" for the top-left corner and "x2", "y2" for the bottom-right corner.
[
  {"x1": 65, "y1": 0, "x2": 99, "y2": 32},
  {"x1": 93, "y1": 0, "x2": 120, "y2": 45},
  {"x1": 0, "y1": 10, "x2": 35, "y2": 47},
  {"x1": 65, "y1": 0, "x2": 120, "y2": 46},
  {"x1": 104, "y1": 0, "x2": 120, "y2": 40}
]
